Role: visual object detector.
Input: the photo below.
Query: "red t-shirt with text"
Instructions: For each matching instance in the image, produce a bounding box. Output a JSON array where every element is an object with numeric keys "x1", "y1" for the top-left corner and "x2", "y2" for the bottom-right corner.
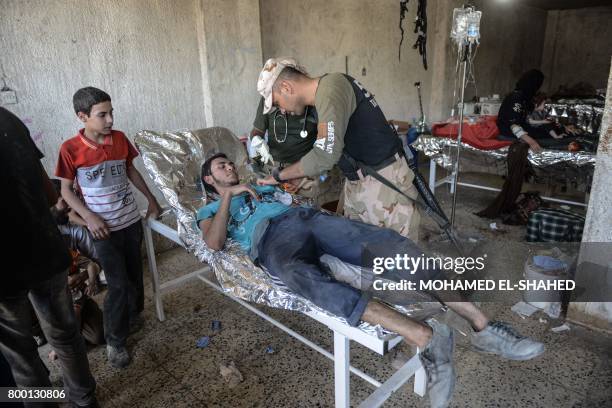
[{"x1": 56, "y1": 129, "x2": 140, "y2": 231}]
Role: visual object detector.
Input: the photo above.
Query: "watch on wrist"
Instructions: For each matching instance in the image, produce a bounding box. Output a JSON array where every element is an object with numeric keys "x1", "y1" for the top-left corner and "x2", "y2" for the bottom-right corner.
[{"x1": 272, "y1": 167, "x2": 283, "y2": 183}]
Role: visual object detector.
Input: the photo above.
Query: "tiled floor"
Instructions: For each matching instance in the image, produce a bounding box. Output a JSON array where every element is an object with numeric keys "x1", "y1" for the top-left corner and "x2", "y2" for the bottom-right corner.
[{"x1": 41, "y1": 173, "x2": 611, "y2": 407}]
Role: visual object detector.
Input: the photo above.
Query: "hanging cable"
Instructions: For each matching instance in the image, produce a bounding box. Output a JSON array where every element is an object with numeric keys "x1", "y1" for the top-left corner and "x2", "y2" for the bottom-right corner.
[
  {"x1": 413, "y1": 0, "x2": 428, "y2": 70},
  {"x1": 398, "y1": 0, "x2": 410, "y2": 61}
]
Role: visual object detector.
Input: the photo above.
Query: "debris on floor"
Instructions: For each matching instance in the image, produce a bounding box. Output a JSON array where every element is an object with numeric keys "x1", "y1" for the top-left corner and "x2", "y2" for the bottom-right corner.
[
  {"x1": 211, "y1": 320, "x2": 222, "y2": 333},
  {"x1": 551, "y1": 323, "x2": 571, "y2": 333},
  {"x1": 511, "y1": 301, "x2": 540, "y2": 318},
  {"x1": 196, "y1": 336, "x2": 211, "y2": 348},
  {"x1": 219, "y1": 361, "x2": 244, "y2": 388},
  {"x1": 511, "y1": 300, "x2": 561, "y2": 319},
  {"x1": 265, "y1": 345, "x2": 275, "y2": 354}
]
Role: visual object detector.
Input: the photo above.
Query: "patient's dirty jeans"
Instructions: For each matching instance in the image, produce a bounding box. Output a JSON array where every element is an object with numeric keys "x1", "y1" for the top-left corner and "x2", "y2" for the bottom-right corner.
[
  {"x1": 93, "y1": 220, "x2": 143, "y2": 348},
  {"x1": 0, "y1": 269, "x2": 97, "y2": 407},
  {"x1": 257, "y1": 207, "x2": 443, "y2": 326}
]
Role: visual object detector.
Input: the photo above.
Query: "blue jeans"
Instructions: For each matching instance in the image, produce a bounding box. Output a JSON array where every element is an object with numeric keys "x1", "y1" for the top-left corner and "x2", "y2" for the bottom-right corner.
[
  {"x1": 257, "y1": 208, "x2": 443, "y2": 326},
  {"x1": 92, "y1": 220, "x2": 143, "y2": 348},
  {"x1": 0, "y1": 269, "x2": 96, "y2": 407}
]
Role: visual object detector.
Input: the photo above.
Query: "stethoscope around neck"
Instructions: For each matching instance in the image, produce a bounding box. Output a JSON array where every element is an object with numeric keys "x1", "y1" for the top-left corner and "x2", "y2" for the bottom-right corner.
[{"x1": 272, "y1": 106, "x2": 309, "y2": 144}]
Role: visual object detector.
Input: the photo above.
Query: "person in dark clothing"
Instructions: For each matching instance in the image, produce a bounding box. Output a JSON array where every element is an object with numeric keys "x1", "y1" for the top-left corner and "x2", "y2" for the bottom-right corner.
[
  {"x1": 0, "y1": 107, "x2": 98, "y2": 407},
  {"x1": 475, "y1": 142, "x2": 532, "y2": 219},
  {"x1": 497, "y1": 69, "x2": 553, "y2": 153},
  {"x1": 480, "y1": 70, "x2": 545, "y2": 219}
]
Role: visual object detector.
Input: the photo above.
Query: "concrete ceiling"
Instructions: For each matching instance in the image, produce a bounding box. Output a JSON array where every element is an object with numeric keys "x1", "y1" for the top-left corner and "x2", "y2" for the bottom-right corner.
[{"x1": 517, "y1": 0, "x2": 612, "y2": 10}]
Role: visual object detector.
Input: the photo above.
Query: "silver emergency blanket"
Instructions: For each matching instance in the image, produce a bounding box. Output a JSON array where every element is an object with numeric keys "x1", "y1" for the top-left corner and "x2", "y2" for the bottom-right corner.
[
  {"x1": 415, "y1": 134, "x2": 596, "y2": 169},
  {"x1": 545, "y1": 100, "x2": 604, "y2": 135},
  {"x1": 134, "y1": 128, "x2": 441, "y2": 338},
  {"x1": 414, "y1": 134, "x2": 596, "y2": 190}
]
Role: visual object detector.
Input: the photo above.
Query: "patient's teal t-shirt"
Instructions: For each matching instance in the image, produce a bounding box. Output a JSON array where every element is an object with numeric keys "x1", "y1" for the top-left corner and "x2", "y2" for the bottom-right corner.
[{"x1": 196, "y1": 185, "x2": 291, "y2": 252}]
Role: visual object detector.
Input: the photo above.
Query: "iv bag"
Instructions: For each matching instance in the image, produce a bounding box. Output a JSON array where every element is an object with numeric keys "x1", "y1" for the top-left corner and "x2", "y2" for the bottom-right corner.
[{"x1": 451, "y1": 8, "x2": 482, "y2": 47}]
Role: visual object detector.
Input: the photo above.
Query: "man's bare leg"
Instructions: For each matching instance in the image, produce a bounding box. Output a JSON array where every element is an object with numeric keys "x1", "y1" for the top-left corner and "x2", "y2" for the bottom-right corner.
[
  {"x1": 361, "y1": 300, "x2": 432, "y2": 348},
  {"x1": 444, "y1": 301, "x2": 489, "y2": 331},
  {"x1": 424, "y1": 288, "x2": 489, "y2": 331}
]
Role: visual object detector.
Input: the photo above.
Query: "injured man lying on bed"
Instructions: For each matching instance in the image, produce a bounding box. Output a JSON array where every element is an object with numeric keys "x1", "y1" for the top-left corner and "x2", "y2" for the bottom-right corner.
[{"x1": 196, "y1": 153, "x2": 544, "y2": 408}]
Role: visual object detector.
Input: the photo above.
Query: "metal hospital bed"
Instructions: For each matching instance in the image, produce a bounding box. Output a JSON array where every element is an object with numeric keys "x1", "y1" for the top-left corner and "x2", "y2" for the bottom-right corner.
[
  {"x1": 415, "y1": 134, "x2": 596, "y2": 208},
  {"x1": 135, "y1": 127, "x2": 439, "y2": 407}
]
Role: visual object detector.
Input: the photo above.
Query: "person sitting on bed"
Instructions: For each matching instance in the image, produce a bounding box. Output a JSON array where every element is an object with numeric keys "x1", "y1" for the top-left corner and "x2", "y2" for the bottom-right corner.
[
  {"x1": 528, "y1": 93, "x2": 566, "y2": 140},
  {"x1": 196, "y1": 152, "x2": 545, "y2": 408},
  {"x1": 498, "y1": 69, "x2": 558, "y2": 153}
]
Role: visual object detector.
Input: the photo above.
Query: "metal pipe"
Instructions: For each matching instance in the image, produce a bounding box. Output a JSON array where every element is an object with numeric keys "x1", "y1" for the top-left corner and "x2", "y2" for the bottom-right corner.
[{"x1": 450, "y1": 50, "x2": 469, "y2": 227}]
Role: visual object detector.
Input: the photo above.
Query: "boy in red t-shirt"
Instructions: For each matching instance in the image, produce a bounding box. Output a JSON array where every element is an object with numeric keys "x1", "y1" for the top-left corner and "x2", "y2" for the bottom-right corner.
[{"x1": 56, "y1": 87, "x2": 161, "y2": 368}]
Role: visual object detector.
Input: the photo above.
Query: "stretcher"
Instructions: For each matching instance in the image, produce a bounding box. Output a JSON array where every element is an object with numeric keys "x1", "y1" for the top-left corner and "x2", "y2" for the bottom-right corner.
[{"x1": 135, "y1": 127, "x2": 440, "y2": 407}]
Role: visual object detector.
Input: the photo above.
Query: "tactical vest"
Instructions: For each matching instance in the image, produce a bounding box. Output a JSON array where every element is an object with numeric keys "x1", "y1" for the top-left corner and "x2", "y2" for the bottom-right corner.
[{"x1": 336, "y1": 74, "x2": 401, "y2": 179}]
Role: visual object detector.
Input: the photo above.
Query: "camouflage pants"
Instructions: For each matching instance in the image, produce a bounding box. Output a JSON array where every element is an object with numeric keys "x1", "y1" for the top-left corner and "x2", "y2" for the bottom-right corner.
[{"x1": 343, "y1": 155, "x2": 420, "y2": 241}]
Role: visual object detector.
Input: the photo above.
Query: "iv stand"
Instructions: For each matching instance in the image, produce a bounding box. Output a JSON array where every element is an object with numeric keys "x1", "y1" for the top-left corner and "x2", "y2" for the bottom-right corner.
[{"x1": 450, "y1": 45, "x2": 470, "y2": 227}]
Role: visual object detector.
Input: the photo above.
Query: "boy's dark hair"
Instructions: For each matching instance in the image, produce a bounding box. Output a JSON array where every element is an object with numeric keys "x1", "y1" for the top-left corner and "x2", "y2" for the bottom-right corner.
[
  {"x1": 201, "y1": 153, "x2": 228, "y2": 194},
  {"x1": 73, "y1": 87, "x2": 111, "y2": 115}
]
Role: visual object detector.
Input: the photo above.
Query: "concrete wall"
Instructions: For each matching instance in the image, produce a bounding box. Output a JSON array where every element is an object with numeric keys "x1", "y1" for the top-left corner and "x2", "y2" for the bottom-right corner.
[
  {"x1": 465, "y1": 0, "x2": 548, "y2": 100},
  {"x1": 260, "y1": 0, "x2": 548, "y2": 123},
  {"x1": 569, "y1": 58, "x2": 612, "y2": 331},
  {"x1": 0, "y1": 0, "x2": 262, "y2": 208},
  {"x1": 0, "y1": 0, "x2": 207, "y2": 179},
  {"x1": 198, "y1": 0, "x2": 263, "y2": 137},
  {"x1": 429, "y1": 0, "x2": 548, "y2": 117},
  {"x1": 541, "y1": 7, "x2": 612, "y2": 93},
  {"x1": 260, "y1": 0, "x2": 436, "y2": 123},
  {"x1": 427, "y1": 0, "x2": 462, "y2": 122}
]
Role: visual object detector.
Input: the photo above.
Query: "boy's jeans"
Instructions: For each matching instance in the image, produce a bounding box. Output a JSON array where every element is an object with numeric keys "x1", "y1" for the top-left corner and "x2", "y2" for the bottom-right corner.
[
  {"x1": 0, "y1": 269, "x2": 97, "y2": 407},
  {"x1": 93, "y1": 220, "x2": 143, "y2": 348}
]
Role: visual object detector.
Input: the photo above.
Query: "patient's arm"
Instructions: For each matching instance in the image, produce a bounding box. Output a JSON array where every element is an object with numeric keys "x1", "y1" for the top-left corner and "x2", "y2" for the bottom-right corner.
[
  {"x1": 199, "y1": 194, "x2": 232, "y2": 250},
  {"x1": 200, "y1": 184, "x2": 260, "y2": 250}
]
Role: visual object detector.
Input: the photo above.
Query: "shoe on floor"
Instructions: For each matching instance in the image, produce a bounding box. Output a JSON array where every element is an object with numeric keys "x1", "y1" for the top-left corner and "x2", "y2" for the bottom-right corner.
[
  {"x1": 106, "y1": 345, "x2": 131, "y2": 369},
  {"x1": 419, "y1": 319, "x2": 456, "y2": 408},
  {"x1": 471, "y1": 321, "x2": 545, "y2": 360}
]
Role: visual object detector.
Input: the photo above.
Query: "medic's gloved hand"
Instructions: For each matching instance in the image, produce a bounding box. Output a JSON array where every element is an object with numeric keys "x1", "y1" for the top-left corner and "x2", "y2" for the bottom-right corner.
[{"x1": 250, "y1": 135, "x2": 273, "y2": 165}]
